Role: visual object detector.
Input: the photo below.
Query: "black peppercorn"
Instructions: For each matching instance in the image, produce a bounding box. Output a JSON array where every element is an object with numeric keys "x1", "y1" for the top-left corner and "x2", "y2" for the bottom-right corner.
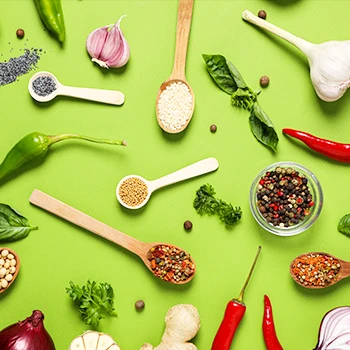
[
  {"x1": 184, "y1": 220, "x2": 193, "y2": 231},
  {"x1": 210, "y1": 124, "x2": 217, "y2": 133},
  {"x1": 258, "y1": 10, "x2": 267, "y2": 19},
  {"x1": 16, "y1": 29, "x2": 25, "y2": 39},
  {"x1": 260, "y1": 76, "x2": 270, "y2": 88},
  {"x1": 135, "y1": 300, "x2": 145, "y2": 310}
]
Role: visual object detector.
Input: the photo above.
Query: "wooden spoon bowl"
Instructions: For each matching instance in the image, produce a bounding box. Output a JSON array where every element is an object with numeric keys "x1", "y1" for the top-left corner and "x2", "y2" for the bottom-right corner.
[
  {"x1": 290, "y1": 251, "x2": 350, "y2": 289},
  {"x1": 0, "y1": 247, "x2": 20, "y2": 294},
  {"x1": 156, "y1": 0, "x2": 195, "y2": 133}
]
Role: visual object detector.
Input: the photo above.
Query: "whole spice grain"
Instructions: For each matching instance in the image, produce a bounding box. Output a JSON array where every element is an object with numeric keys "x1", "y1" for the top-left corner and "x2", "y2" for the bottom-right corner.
[
  {"x1": 135, "y1": 300, "x2": 145, "y2": 311},
  {"x1": 260, "y1": 76, "x2": 270, "y2": 88},
  {"x1": 157, "y1": 82, "x2": 193, "y2": 131},
  {"x1": 291, "y1": 253, "x2": 340, "y2": 287},
  {"x1": 256, "y1": 166, "x2": 314, "y2": 228},
  {"x1": 32, "y1": 76, "x2": 57, "y2": 97},
  {"x1": 0, "y1": 48, "x2": 41, "y2": 86},
  {"x1": 258, "y1": 10, "x2": 267, "y2": 19},
  {"x1": 16, "y1": 29, "x2": 25, "y2": 39},
  {"x1": 148, "y1": 244, "x2": 195, "y2": 283},
  {"x1": 184, "y1": 220, "x2": 193, "y2": 231},
  {"x1": 210, "y1": 124, "x2": 217, "y2": 133},
  {"x1": 0, "y1": 249, "x2": 17, "y2": 291},
  {"x1": 118, "y1": 177, "x2": 148, "y2": 207}
]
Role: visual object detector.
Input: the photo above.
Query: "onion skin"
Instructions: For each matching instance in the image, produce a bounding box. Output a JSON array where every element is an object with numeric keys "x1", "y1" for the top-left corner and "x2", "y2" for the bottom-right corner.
[{"x1": 0, "y1": 310, "x2": 55, "y2": 350}]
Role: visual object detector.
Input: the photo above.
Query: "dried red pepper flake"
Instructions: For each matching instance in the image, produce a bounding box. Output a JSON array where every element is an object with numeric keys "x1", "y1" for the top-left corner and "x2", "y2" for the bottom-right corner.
[{"x1": 148, "y1": 244, "x2": 195, "y2": 283}]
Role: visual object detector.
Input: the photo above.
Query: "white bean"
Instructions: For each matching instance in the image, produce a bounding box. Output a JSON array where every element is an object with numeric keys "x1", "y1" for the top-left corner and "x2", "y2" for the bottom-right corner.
[
  {"x1": 1, "y1": 279, "x2": 8, "y2": 288},
  {"x1": 10, "y1": 259, "x2": 16, "y2": 267},
  {"x1": 1, "y1": 250, "x2": 8, "y2": 257},
  {"x1": 5, "y1": 274, "x2": 12, "y2": 282},
  {"x1": 7, "y1": 254, "x2": 14, "y2": 259},
  {"x1": 0, "y1": 259, "x2": 4, "y2": 266},
  {"x1": 9, "y1": 267, "x2": 16, "y2": 274},
  {"x1": 4, "y1": 262, "x2": 10, "y2": 269}
]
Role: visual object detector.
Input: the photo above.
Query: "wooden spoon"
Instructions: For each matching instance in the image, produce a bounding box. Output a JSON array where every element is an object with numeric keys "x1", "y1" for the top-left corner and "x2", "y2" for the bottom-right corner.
[
  {"x1": 29, "y1": 190, "x2": 195, "y2": 285},
  {"x1": 290, "y1": 252, "x2": 350, "y2": 289},
  {"x1": 0, "y1": 247, "x2": 20, "y2": 294},
  {"x1": 28, "y1": 71, "x2": 125, "y2": 105},
  {"x1": 156, "y1": 0, "x2": 195, "y2": 133}
]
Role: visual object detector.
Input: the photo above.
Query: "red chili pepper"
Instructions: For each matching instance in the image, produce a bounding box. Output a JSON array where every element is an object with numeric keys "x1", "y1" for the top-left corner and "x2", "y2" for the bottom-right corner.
[
  {"x1": 283, "y1": 128, "x2": 350, "y2": 162},
  {"x1": 263, "y1": 295, "x2": 283, "y2": 350},
  {"x1": 211, "y1": 246, "x2": 262, "y2": 350}
]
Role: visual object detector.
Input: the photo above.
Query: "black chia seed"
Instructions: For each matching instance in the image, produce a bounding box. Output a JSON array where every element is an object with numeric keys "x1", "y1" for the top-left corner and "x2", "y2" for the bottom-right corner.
[
  {"x1": 0, "y1": 49, "x2": 40, "y2": 86},
  {"x1": 32, "y1": 76, "x2": 57, "y2": 97}
]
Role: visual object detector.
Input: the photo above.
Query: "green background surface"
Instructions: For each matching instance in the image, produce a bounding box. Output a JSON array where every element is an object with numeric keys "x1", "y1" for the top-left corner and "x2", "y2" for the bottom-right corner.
[{"x1": 1, "y1": 0, "x2": 350, "y2": 349}]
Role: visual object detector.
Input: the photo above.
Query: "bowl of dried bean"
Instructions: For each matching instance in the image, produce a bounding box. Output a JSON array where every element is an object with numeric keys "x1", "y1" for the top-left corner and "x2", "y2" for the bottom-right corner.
[{"x1": 249, "y1": 162, "x2": 323, "y2": 236}]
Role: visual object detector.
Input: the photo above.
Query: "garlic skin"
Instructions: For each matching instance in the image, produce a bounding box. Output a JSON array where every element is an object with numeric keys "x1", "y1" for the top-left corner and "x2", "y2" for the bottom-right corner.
[
  {"x1": 86, "y1": 16, "x2": 130, "y2": 69},
  {"x1": 242, "y1": 10, "x2": 350, "y2": 102}
]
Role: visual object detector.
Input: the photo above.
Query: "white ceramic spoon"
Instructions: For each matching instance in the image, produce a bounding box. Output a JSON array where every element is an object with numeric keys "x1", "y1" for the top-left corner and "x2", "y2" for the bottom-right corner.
[
  {"x1": 28, "y1": 71, "x2": 125, "y2": 105},
  {"x1": 116, "y1": 157, "x2": 219, "y2": 209}
]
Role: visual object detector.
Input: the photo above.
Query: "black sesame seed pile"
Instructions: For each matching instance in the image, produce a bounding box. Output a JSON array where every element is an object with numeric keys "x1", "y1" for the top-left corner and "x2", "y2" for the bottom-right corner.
[
  {"x1": 256, "y1": 166, "x2": 315, "y2": 228},
  {"x1": 32, "y1": 76, "x2": 57, "y2": 97},
  {"x1": 0, "y1": 49, "x2": 41, "y2": 86}
]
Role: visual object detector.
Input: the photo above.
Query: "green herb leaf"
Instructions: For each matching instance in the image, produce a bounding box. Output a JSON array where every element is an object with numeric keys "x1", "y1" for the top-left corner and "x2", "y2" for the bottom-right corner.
[
  {"x1": 202, "y1": 54, "x2": 238, "y2": 94},
  {"x1": 0, "y1": 204, "x2": 38, "y2": 242},
  {"x1": 66, "y1": 280, "x2": 118, "y2": 329},
  {"x1": 231, "y1": 87, "x2": 259, "y2": 110},
  {"x1": 193, "y1": 184, "x2": 242, "y2": 227},
  {"x1": 338, "y1": 214, "x2": 350, "y2": 236},
  {"x1": 249, "y1": 103, "x2": 279, "y2": 152},
  {"x1": 226, "y1": 60, "x2": 247, "y2": 89}
]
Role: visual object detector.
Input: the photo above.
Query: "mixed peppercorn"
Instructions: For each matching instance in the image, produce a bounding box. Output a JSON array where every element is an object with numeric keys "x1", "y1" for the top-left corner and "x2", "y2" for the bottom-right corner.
[
  {"x1": 148, "y1": 244, "x2": 195, "y2": 283},
  {"x1": 291, "y1": 253, "x2": 340, "y2": 287},
  {"x1": 256, "y1": 166, "x2": 314, "y2": 228}
]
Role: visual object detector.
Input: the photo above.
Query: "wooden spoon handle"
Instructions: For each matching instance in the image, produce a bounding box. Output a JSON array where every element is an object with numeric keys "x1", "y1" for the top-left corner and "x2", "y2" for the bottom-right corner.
[
  {"x1": 339, "y1": 260, "x2": 350, "y2": 280},
  {"x1": 59, "y1": 85, "x2": 125, "y2": 105},
  {"x1": 171, "y1": 0, "x2": 194, "y2": 80},
  {"x1": 29, "y1": 189, "x2": 149, "y2": 257}
]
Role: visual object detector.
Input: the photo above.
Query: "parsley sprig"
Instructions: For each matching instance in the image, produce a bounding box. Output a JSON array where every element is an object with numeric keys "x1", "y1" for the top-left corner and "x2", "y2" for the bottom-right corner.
[
  {"x1": 193, "y1": 184, "x2": 242, "y2": 227},
  {"x1": 66, "y1": 280, "x2": 118, "y2": 328}
]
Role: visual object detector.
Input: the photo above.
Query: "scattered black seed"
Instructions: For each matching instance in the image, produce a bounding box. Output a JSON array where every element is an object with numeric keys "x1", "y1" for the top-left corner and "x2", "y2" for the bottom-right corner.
[
  {"x1": 32, "y1": 75, "x2": 57, "y2": 96},
  {"x1": 0, "y1": 49, "x2": 41, "y2": 86},
  {"x1": 260, "y1": 76, "x2": 270, "y2": 88},
  {"x1": 210, "y1": 124, "x2": 217, "y2": 133}
]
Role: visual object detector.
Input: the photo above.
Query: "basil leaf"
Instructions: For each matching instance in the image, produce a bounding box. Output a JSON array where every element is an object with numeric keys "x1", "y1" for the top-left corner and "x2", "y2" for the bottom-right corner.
[
  {"x1": 202, "y1": 54, "x2": 238, "y2": 94},
  {"x1": 226, "y1": 60, "x2": 247, "y2": 89},
  {"x1": 338, "y1": 214, "x2": 350, "y2": 236},
  {"x1": 0, "y1": 204, "x2": 38, "y2": 242},
  {"x1": 249, "y1": 103, "x2": 279, "y2": 152}
]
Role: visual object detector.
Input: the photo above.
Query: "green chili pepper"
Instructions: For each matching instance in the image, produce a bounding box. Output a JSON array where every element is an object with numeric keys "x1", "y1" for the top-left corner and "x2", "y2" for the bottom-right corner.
[
  {"x1": 0, "y1": 132, "x2": 127, "y2": 183},
  {"x1": 34, "y1": 0, "x2": 66, "y2": 42}
]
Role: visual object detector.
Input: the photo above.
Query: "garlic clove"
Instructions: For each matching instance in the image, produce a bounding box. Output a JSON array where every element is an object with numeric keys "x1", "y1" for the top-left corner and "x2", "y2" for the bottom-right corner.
[
  {"x1": 86, "y1": 16, "x2": 130, "y2": 69},
  {"x1": 97, "y1": 334, "x2": 117, "y2": 350},
  {"x1": 83, "y1": 331, "x2": 100, "y2": 349},
  {"x1": 69, "y1": 330, "x2": 121, "y2": 350}
]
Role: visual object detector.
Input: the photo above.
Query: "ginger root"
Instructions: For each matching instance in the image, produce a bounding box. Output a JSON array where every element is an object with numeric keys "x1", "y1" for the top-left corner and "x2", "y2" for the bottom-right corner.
[{"x1": 140, "y1": 304, "x2": 200, "y2": 350}]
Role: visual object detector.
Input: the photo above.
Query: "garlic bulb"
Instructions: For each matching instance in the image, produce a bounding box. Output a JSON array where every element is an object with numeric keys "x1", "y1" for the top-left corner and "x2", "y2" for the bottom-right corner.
[
  {"x1": 86, "y1": 16, "x2": 130, "y2": 69},
  {"x1": 242, "y1": 10, "x2": 350, "y2": 102},
  {"x1": 69, "y1": 330, "x2": 121, "y2": 350}
]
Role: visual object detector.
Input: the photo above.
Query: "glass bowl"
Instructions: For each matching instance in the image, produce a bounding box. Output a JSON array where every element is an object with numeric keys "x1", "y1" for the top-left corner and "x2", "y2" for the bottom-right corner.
[{"x1": 249, "y1": 161, "x2": 323, "y2": 236}]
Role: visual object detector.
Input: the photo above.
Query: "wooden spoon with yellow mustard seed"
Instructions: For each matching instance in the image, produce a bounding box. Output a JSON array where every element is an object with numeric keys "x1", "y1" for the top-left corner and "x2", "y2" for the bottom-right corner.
[
  {"x1": 116, "y1": 157, "x2": 219, "y2": 210},
  {"x1": 29, "y1": 190, "x2": 195, "y2": 285},
  {"x1": 0, "y1": 247, "x2": 20, "y2": 294},
  {"x1": 290, "y1": 252, "x2": 350, "y2": 289},
  {"x1": 156, "y1": 0, "x2": 195, "y2": 133}
]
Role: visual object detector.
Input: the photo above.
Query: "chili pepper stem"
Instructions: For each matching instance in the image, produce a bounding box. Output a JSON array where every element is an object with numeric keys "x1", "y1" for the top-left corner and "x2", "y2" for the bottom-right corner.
[
  {"x1": 48, "y1": 134, "x2": 127, "y2": 147},
  {"x1": 236, "y1": 246, "x2": 262, "y2": 303}
]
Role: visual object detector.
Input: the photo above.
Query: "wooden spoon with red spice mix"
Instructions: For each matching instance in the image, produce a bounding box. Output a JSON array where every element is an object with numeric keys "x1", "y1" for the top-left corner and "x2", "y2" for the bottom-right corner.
[
  {"x1": 290, "y1": 252, "x2": 350, "y2": 289},
  {"x1": 29, "y1": 189, "x2": 195, "y2": 285}
]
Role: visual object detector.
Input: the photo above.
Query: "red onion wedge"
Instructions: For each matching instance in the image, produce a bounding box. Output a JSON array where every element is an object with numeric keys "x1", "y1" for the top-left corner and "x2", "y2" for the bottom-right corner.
[
  {"x1": 0, "y1": 310, "x2": 55, "y2": 350},
  {"x1": 314, "y1": 306, "x2": 350, "y2": 349}
]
